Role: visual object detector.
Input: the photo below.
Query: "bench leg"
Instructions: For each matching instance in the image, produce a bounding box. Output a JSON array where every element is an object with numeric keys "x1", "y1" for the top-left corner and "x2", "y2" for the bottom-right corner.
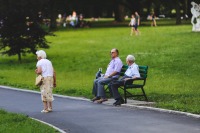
[
  {"x1": 141, "y1": 87, "x2": 148, "y2": 101},
  {"x1": 124, "y1": 87, "x2": 127, "y2": 104}
]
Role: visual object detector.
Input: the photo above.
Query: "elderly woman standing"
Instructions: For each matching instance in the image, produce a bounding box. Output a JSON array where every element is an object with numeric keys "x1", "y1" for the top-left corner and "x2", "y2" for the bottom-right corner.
[{"x1": 35, "y1": 50, "x2": 56, "y2": 113}]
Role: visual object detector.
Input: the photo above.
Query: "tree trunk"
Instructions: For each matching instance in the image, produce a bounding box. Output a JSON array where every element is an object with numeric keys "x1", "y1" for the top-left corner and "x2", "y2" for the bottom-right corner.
[
  {"x1": 113, "y1": 0, "x2": 125, "y2": 22},
  {"x1": 18, "y1": 52, "x2": 21, "y2": 62},
  {"x1": 184, "y1": 0, "x2": 188, "y2": 15},
  {"x1": 176, "y1": 0, "x2": 181, "y2": 25},
  {"x1": 147, "y1": 0, "x2": 151, "y2": 15},
  {"x1": 49, "y1": 0, "x2": 57, "y2": 30}
]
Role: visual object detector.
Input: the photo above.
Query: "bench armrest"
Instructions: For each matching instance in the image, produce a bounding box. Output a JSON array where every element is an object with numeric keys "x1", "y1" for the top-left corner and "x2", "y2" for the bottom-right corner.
[
  {"x1": 124, "y1": 77, "x2": 145, "y2": 85},
  {"x1": 124, "y1": 78, "x2": 134, "y2": 85},
  {"x1": 133, "y1": 77, "x2": 145, "y2": 80}
]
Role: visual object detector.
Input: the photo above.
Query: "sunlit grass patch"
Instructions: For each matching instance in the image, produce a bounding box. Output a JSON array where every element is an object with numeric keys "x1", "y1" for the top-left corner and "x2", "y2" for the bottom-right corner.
[
  {"x1": 0, "y1": 24, "x2": 200, "y2": 114},
  {"x1": 0, "y1": 110, "x2": 57, "y2": 133}
]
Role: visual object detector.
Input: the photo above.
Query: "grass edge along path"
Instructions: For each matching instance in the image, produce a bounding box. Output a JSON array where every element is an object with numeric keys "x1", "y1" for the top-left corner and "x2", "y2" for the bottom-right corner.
[{"x1": 0, "y1": 109, "x2": 58, "y2": 133}]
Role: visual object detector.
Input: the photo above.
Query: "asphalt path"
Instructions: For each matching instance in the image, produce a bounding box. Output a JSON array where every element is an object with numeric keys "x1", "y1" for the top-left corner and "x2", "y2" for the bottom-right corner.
[{"x1": 0, "y1": 87, "x2": 200, "y2": 133}]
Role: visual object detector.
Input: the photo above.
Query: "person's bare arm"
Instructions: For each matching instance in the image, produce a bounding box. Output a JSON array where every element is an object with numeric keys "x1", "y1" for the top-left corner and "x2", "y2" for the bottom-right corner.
[
  {"x1": 104, "y1": 71, "x2": 118, "y2": 78},
  {"x1": 53, "y1": 69, "x2": 56, "y2": 88},
  {"x1": 35, "y1": 67, "x2": 42, "y2": 75}
]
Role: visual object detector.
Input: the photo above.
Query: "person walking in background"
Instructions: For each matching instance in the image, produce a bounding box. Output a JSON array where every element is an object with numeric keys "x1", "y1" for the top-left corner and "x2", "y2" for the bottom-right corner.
[
  {"x1": 111, "y1": 55, "x2": 140, "y2": 106},
  {"x1": 35, "y1": 50, "x2": 56, "y2": 113},
  {"x1": 135, "y1": 12, "x2": 140, "y2": 35},
  {"x1": 69, "y1": 11, "x2": 78, "y2": 27},
  {"x1": 129, "y1": 14, "x2": 136, "y2": 36},
  {"x1": 92, "y1": 48, "x2": 123, "y2": 103},
  {"x1": 151, "y1": 12, "x2": 157, "y2": 27}
]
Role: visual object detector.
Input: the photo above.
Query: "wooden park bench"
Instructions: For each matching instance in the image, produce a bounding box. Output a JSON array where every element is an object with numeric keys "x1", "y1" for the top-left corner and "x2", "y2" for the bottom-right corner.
[
  {"x1": 121, "y1": 65, "x2": 148, "y2": 103},
  {"x1": 105, "y1": 65, "x2": 148, "y2": 103}
]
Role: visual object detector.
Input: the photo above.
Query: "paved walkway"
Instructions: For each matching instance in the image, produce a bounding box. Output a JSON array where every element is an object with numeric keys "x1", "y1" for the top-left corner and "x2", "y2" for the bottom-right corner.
[{"x1": 0, "y1": 86, "x2": 200, "y2": 133}]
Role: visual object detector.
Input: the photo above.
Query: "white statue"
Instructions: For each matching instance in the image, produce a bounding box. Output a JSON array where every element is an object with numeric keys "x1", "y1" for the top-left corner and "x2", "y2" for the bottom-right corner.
[{"x1": 191, "y1": 1, "x2": 200, "y2": 32}]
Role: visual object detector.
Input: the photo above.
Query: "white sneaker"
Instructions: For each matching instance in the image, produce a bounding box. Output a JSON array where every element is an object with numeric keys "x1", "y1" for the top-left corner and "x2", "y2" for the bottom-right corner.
[{"x1": 41, "y1": 109, "x2": 49, "y2": 113}]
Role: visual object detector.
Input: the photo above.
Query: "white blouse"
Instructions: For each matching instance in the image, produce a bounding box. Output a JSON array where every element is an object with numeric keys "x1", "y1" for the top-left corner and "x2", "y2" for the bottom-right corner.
[
  {"x1": 36, "y1": 59, "x2": 53, "y2": 77},
  {"x1": 125, "y1": 63, "x2": 140, "y2": 78}
]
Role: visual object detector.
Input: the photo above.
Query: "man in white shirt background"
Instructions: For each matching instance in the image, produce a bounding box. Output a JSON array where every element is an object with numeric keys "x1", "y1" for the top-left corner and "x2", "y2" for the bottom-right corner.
[{"x1": 111, "y1": 55, "x2": 140, "y2": 106}]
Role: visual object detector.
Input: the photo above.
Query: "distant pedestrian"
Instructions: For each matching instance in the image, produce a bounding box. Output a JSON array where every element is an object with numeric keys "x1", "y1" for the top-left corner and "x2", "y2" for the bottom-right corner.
[
  {"x1": 35, "y1": 50, "x2": 56, "y2": 113},
  {"x1": 129, "y1": 14, "x2": 136, "y2": 36},
  {"x1": 135, "y1": 12, "x2": 140, "y2": 35},
  {"x1": 151, "y1": 12, "x2": 157, "y2": 27},
  {"x1": 70, "y1": 11, "x2": 78, "y2": 27}
]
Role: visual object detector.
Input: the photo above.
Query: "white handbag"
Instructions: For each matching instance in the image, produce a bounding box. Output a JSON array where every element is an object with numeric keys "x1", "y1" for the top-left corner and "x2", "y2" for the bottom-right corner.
[{"x1": 35, "y1": 75, "x2": 43, "y2": 86}]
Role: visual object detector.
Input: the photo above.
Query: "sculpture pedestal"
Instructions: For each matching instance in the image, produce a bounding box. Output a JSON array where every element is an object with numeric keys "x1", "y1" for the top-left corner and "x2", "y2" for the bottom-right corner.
[
  {"x1": 192, "y1": 18, "x2": 200, "y2": 32},
  {"x1": 192, "y1": 26, "x2": 200, "y2": 32}
]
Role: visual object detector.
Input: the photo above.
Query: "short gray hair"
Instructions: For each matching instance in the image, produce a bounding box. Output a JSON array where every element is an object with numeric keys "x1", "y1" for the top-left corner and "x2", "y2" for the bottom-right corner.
[
  {"x1": 126, "y1": 55, "x2": 135, "y2": 62},
  {"x1": 36, "y1": 50, "x2": 47, "y2": 59}
]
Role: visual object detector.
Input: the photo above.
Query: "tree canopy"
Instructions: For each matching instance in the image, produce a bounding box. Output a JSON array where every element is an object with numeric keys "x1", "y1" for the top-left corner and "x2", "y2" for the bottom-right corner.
[
  {"x1": 52, "y1": 0, "x2": 197, "y2": 23},
  {"x1": 0, "y1": 0, "x2": 199, "y2": 61},
  {"x1": 0, "y1": 0, "x2": 50, "y2": 61}
]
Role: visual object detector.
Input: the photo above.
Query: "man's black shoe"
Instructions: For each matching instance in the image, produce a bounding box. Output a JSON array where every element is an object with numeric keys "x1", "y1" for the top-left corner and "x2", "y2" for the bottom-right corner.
[
  {"x1": 113, "y1": 100, "x2": 118, "y2": 105},
  {"x1": 113, "y1": 97, "x2": 124, "y2": 106},
  {"x1": 120, "y1": 97, "x2": 125, "y2": 104},
  {"x1": 113, "y1": 100, "x2": 121, "y2": 106}
]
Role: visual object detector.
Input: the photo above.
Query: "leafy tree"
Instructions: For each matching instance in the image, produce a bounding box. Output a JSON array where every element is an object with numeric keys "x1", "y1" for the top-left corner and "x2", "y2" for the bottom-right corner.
[
  {"x1": 113, "y1": 0, "x2": 126, "y2": 22},
  {"x1": 0, "y1": 0, "x2": 50, "y2": 61},
  {"x1": 175, "y1": 0, "x2": 182, "y2": 24}
]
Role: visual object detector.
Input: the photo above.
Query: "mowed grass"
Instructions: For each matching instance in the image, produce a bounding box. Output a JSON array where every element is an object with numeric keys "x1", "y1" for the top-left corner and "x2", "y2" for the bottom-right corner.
[
  {"x1": 0, "y1": 23, "x2": 200, "y2": 114},
  {"x1": 0, "y1": 110, "x2": 57, "y2": 133}
]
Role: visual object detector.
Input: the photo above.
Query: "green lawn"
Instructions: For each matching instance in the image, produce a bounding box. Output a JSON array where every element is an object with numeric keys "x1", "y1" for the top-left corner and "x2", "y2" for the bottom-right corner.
[
  {"x1": 0, "y1": 110, "x2": 57, "y2": 133},
  {"x1": 0, "y1": 21, "x2": 200, "y2": 114}
]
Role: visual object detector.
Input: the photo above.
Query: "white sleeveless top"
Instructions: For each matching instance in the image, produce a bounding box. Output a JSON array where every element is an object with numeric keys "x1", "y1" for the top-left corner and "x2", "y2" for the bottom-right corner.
[{"x1": 130, "y1": 18, "x2": 136, "y2": 26}]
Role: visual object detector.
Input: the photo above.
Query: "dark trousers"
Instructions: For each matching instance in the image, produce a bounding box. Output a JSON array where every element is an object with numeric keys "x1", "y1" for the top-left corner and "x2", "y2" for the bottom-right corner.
[{"x1": 111, "y1": 76, "x2": 131, "y2": 99}]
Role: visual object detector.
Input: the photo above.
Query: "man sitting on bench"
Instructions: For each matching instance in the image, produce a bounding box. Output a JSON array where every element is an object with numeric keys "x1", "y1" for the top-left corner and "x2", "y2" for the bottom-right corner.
[
  {"x1": 111, "y1": 55, "x2": 140, "y2": 106},
  {"x1": 91, "y1": 48, "x2": 123, "y2": 103}
]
